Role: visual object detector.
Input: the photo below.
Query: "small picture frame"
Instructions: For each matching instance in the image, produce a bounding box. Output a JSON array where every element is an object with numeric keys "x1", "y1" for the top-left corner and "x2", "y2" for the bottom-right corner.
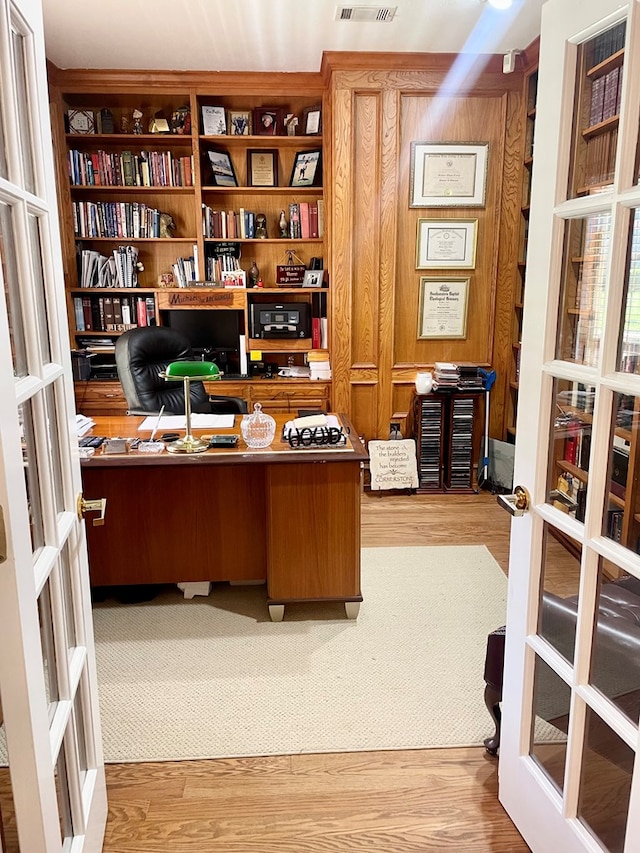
[
  {"x1": 254, "y1": 107, "x2": 282, "y2": 136},
  {"x1": 201, "y1": 105, "x2": 227, "y2": 136},
  {"x1": 222, "y1": 270, "x2": 246, "y2": 288},
  {"x1": 67, "y1": 109, "x2": 95, "y2": 135},
  {"x1": 229, "y1": 110, "x2": 251, "y2": 136},
  {"x1": 417, "y1": 277, "x2": 469, "y2": 340},
  {"x1": 416, "y1": 219, "x2": 478, "y2": 269},
  {"x1": 290, "y1": 149, "x2": 322, "y2": 187},
  {"x1": 410, "y1": 142, "x2": 489, "y2": 208},
  {"x1": 303, "y1": 105, "x2": 322, "y2": 136},
  {"x1": 303, "y1": 269, "x2": 323, "y2": 288},
  {"x1": 206, "y1": 148, "x2": 238, "y2": 187},
  {"x1": 247, "y1": 149, "x2": 278, "y2": 187}
]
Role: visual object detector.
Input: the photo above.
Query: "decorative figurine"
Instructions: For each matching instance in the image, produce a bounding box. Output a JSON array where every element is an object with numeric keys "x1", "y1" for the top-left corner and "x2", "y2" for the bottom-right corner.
[
  {"x1": 159, "y1": 212, "x2": 176, "y2": 238},
  {"x1": 248, "y1": 260, "x2": 260, "y2": 288},
  {"x1": 279, "y1": 210, "x2": 288, "y2": 238},
  {"x1": 132, "y1": 109, "x2": 144, "y2": 134},
  {"x1": 284, "y1": 114, "x2": 298, "y2": 136},
  {"x1": 120, "y1": 114, "x2": 130, "y2": 133},
  {"x1": 255, "y1": 213, "x2": 267, "y2": 239}
]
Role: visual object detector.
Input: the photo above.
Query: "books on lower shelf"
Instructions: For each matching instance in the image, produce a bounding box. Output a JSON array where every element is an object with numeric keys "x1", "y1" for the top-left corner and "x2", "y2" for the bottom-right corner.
[
  {"x1": 79, "y1": 246, "x2": 140, "y2": 288},
  {"x1": 73, "y1": 294, "x2": 156, "y2": 332}
]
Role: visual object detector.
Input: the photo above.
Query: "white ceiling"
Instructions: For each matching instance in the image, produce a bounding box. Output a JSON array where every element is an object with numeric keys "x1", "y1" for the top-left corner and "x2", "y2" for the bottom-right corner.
[{"x1": 41, "y1": 0, "x2": 546, "y2": 73}]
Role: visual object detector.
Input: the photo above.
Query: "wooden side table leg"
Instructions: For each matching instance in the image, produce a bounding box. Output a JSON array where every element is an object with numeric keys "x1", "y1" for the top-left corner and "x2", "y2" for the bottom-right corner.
[{"x1": 484, "y1": 683, "x2": 502, "y2": 756}]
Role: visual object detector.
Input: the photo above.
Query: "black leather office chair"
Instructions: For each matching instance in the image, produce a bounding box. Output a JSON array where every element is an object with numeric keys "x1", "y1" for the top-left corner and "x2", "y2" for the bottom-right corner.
[{"x1": 115, "y1": 326, "x2": 247, "y2": 415}]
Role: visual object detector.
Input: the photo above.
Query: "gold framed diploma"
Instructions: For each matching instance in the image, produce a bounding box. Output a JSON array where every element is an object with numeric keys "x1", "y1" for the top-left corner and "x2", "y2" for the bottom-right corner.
[
  {"x1": 417, "y1": 277, "x2": 469, "y2": 340},
  {"x1": 416, "y1": 219, "x2": 477, "y2": 269},
  {"x1": 410, "y1": 143, "x2": 488, "y2": 207}
]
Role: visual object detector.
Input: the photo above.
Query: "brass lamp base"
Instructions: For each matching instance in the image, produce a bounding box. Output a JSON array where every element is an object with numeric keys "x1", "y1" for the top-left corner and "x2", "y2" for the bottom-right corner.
[{"x1": 166, "y1": 435, "x2": 209, "y2": 454}]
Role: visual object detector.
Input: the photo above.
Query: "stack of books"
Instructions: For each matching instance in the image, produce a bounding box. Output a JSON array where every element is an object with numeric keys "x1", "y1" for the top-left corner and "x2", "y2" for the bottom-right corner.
[
  {"x1": 307, "y1": 350, "x2": 331, "y2": 381},
  {"x1": 434, "y1": 362, "x2": 459, "y2": 390},
  {"x1": 455, "y1": 364, "x2": 484, "y2": 391}
]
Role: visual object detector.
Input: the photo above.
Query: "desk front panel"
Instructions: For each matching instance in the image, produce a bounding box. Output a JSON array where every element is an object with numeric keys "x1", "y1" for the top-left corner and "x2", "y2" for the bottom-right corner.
[
  {"x1": 266, "y1": 460, "x2": 362, "y2": 602},
  {"x1": 83, "y1": 464, "x2": 267, "y2": 586}
]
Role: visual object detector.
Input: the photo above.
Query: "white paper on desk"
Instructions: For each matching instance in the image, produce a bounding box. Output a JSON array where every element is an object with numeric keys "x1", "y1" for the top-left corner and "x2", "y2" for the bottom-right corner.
[{"x1": 138, "y1": 413, "x2": 235, "y2": 431}]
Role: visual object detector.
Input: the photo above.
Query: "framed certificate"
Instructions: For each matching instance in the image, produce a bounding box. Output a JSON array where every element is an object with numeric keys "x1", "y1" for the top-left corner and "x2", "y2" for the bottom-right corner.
[
  {"x1": 247, "y1": 149, "x2": 278, "y2": 187},
  {"x1": 410, "y1": 143, "x2": 488, "y2": 207},
  {"x1": 416, "y1": 219, "x2": 477, "y2": 269},
  {"x1": 417, "y1": 277, "x2": 469, "y2": 340}
]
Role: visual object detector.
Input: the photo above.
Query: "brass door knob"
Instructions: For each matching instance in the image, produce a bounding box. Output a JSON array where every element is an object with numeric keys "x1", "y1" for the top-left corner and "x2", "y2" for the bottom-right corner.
[
  {"x1": 497, "y1": 485, "x2": 531, "y2": 517},
  {"x1": 77, "y1": 494, "x2": 107, "y2": 526}
]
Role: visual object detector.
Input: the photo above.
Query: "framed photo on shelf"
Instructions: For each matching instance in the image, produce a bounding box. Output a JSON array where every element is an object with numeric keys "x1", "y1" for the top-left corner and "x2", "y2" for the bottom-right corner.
[
  {"x1": 410, "y1": 142, "x2": 488, "y2": 207},
  {"x1": 417, "y1": 277, "x2": 469, "y2": 340},
  {"x1": 253, "y1": 106, "x2": 282, "y2": 136},
  {"x1": 303, "y1": 105, "x2": 322, "y2": 136},
  {"x1": 247, "y1": 149, "x2": 278, "y2": 187},
  {"x1": 228, "y1": 110, "x2": 251, "y2": 136},
  {"x1": 303, "y1": 269, "x2": 323, "y2": 288},
  {"x1": 67, "y1": 109, "x2": 95, "y2": 134},
  {"x1": 206, "y1": 148, "x2": 238, "y2": 187},
  {"x1": 201, "y1": 105, "x2": 227, "y2": 136},
  {"x1": 416, "y1": 219, "x2": 477, "y2": 269},
  {"x1": 289, "y1": 149, "x2": 322, "y2": 187}
]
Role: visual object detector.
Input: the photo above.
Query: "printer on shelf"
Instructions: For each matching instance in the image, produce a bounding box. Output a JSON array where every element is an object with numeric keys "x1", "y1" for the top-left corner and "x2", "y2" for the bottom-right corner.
[{"x1": 250, "y1": 302, "x2": 311, "y2": 339}]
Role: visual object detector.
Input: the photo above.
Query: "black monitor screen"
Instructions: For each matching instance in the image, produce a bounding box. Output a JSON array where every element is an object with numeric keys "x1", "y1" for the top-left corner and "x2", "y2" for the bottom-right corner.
[{"x1": 162, "y1": 309, "x2": 240, "y2": 353}]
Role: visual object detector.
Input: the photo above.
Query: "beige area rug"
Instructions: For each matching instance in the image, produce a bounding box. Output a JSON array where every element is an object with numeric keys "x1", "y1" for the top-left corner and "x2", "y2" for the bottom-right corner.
[{"x1": 93, "y1": 545, "x2": 508, "y2": 763}]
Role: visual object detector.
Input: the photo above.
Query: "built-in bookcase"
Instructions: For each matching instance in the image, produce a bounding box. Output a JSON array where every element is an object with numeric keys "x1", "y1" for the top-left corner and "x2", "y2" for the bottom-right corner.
[{"x1": 49, "y1": 74, "x2": 330, "y2": 414}]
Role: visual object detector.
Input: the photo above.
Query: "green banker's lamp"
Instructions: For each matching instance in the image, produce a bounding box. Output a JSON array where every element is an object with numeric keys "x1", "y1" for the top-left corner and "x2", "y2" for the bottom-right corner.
[{"x1": 161, "y1": 361, "x2": 221, "y2": 454}]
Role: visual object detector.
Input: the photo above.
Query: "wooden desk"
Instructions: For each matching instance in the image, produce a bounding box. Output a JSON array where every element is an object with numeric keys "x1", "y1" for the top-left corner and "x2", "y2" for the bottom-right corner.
[{"x1": 80, "y1": 414, "x2": 367, "y2": 621}]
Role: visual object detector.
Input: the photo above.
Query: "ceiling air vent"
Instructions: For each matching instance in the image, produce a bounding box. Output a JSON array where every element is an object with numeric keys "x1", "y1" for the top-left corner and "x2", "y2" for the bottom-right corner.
[{"x1": 336, "y1": 6, "x2": 398, "y2": 22}]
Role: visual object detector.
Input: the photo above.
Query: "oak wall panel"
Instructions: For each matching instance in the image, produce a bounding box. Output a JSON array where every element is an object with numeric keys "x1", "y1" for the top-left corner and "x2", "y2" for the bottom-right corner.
[
  {"x1": 352, "y1": 93, "x2": 381, "y2": 369},
  {"x1": 327, "y1": 56, "x2": 525, "y2": 443}
]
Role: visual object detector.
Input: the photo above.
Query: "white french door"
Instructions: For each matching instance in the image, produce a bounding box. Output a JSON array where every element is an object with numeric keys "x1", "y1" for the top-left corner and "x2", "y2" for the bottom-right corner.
[
  {"x1": 0, "y1": 0, "x2": 106, "y2": 849},
  {"x1": 501, "y1": 0, "x2": 640, "y2": 851}
]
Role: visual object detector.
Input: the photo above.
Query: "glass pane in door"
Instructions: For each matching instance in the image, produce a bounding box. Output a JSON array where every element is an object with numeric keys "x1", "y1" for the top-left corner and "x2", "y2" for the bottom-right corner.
[
  {"x1": 590, "y1": 560, "x2": 640, "y2": 726},
  {"x1": 556, "y1": 215, "x2": 611, "y2": 365},
  {"x1": 54, "y1": 743, "x2": 74, "y2": 844},
  {"x1": 0, "y1": 201, "x2": 28, "y2": 377},
  {"x1": 529, "y1": 654, "x2": 571, "y2": 794},
  {"x1": 601, "y1": 392, "x2": 640, "y2": 552},
  {"x1": 618, "y1": 208, "x2": 640, "y2": 372},
  {"x1": 10, "y1": 28, "x2": 36, "y2": 194},
  {"x1": 43, "y1": 382, "x2": 64, "y2": 514},
  {"x1": 27, "y1": 214, "x2": 51, "y2": 364},
  {"x1": 578, "y1": 706, "x2": 633, "y2": 852},
  {"x1": 567, "y1": 20, "x2": 625, "y2": 200},
  {"x1": 547, "y1": 378, "x2": 594, "y2": 516},
  {"x1": 19, "y1": 399, "x2": 45, "y2": 555},
  {"x1": 37, "y1": 578, "x2": 59, "y2": 710},
  {"x1": 0, "y1": 89, "x2": 8, "y2": 179},
  {"x1": 538, "y1": 523, "x2": 581, "y2": 663}
]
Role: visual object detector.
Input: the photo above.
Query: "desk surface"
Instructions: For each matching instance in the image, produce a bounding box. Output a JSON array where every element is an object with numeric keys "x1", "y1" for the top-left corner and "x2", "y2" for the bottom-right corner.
[{"x1": 82, "y1": 413, "x2": 368, "y2": 467}]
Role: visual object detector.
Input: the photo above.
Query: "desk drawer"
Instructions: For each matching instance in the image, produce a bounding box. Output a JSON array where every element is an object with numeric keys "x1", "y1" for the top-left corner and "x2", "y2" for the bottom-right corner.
[{"x1": 74, "y1": 381, "x2": 128, "y2": 416}]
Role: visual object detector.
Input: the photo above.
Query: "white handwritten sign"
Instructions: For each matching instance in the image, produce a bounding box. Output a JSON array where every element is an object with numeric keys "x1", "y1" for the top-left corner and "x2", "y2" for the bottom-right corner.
[{"x1": 368, "y1": 439, "x2": 418, "y2": 491}]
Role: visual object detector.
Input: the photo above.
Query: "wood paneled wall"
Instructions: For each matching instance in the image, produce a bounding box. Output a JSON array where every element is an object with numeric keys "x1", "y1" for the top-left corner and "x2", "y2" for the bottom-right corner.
[{"x1": 324, "y1": 53, "x2": 525, "y2": 442}]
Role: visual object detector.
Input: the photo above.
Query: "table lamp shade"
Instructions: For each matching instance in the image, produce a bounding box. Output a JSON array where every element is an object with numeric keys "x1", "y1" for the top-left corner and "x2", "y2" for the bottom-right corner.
[{"x1": 164, "y1": 360, "x2": 221, "y2": 380}]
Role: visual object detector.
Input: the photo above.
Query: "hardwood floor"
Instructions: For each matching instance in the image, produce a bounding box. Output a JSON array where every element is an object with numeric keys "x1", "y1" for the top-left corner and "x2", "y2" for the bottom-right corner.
[
  {"x1": 1, "y1": 492, "x2": 530, "y2": 852},
  {"x1": 100, "y1": 491, "x2": 527, "y2": 853}
]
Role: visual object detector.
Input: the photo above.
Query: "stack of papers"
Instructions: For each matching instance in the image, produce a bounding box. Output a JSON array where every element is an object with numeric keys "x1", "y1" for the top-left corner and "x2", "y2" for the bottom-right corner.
[{"x1": 75, "y1": 414, "x2": 95, "y2": 436}]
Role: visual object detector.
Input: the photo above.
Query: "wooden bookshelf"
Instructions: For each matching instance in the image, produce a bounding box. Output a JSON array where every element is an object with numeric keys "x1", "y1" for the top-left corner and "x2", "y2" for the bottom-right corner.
[{"x1": 50, "y1": 75, "x2": 330, "y2": 414}]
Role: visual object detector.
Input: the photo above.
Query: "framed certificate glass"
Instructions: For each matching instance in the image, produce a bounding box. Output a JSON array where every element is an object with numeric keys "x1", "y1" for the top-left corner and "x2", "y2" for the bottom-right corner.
[
  {"x1": 417, "y1": 277, "x2": 469, "y2": 340},
  {"x1": 416, "y1": 219, "x2": 477, "y2": 269},
  {"x1": 410, "y1": 143, "x2": 488, "y2": 207}
]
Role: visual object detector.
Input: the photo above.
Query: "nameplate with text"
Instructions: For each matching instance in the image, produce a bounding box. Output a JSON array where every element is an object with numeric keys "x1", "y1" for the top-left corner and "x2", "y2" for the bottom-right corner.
[{"x1": 156, "y1": 289, "x2": 246, "y2": 310}]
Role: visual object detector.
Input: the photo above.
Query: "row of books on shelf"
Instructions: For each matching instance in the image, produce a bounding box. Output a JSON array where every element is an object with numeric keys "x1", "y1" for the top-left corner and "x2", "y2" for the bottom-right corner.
[
  {"x1": 563, "y1": 429, "x2": 591, "y2": 469},
  {"x1": 589, "y1": 66, "x2": 622, "y2": 128},
  {"x1": 73, "y1": 294, "x2": 157, "y2": 332},
  {"x1": 79, "y1": 247, "x2": 140, "y2": 288},
  {"x1": 584, "y1": 128, "x2": 617, "y2": 187},
  {"x1": 68, "y1": 149, "x2": 194, "y2": 188},
  {"x1": 201, "y1": 200, "x2": 324, "y2": 240},
  {"x1": 73, "y1": 201, "x2": 168, "y2": 239},
  {"x1": 591, "y1": 21, "x2": 625, "y2": 67}
]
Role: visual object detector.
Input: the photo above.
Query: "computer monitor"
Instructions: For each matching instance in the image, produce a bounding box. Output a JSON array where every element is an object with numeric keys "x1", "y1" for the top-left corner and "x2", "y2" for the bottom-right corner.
[{"x1": 161, "y1": 309, "x2": 242, "y2": 373}]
